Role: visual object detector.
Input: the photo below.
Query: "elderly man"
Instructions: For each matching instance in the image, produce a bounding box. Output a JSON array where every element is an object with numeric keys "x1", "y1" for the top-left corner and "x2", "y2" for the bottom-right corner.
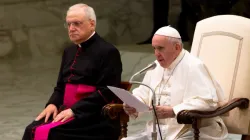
[
  {"x1": 22, "y1": 3, "x2": 122, "y2": 140},
  {"x1": 123, "y1": 26, "x2": 228, "y2": 140}
]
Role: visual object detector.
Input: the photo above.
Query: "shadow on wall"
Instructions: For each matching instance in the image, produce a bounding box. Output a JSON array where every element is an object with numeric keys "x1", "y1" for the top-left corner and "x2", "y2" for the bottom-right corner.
[
  {"x1": 177, "y1": 0, "x2": 250, "y2": 51},
  {"x1": 0, "y1": 0, "x2": 154, "y2": 62}
]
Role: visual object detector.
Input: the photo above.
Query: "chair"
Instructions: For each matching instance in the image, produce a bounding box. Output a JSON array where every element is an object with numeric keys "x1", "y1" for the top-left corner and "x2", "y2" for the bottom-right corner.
[
  {"x1": 176, "y1": 15, "x2": 250, "y2": 140},
  {"x1": 102, "y1": 81, "x2": 132, "y2": 140}
]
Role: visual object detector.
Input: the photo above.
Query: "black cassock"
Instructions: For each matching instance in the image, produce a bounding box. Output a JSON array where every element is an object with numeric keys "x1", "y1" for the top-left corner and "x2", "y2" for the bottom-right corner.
[{"x1": 22, "y1": 33, "x2": 123, "y2": 140}]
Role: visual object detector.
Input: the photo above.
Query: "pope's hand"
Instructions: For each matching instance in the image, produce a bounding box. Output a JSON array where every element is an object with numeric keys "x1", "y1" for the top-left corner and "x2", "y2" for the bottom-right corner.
[
  {"x1": 52, "y1": 108, "x2": 74, "y2": 123},
  {"x1": 123, "y1": 103, "x2": 137, "y2": 115},
  {"x1": 150, "y1": 106, "x2": 175, "y2": 119}
]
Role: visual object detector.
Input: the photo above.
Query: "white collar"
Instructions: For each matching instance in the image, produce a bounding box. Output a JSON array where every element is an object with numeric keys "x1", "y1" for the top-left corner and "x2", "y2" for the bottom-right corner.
[
  {"x1": 78, "y1": 31, "x2": 96, "y2": 48},
  {"x1": 166, "y1": 49, "x2": 185, "y2": 72}
]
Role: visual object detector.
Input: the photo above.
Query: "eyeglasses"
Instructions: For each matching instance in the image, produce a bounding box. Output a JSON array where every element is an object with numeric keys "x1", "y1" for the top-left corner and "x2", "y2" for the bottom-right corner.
[{"x1": 64, "y1": 21, "x2": 83, "y2": 28}]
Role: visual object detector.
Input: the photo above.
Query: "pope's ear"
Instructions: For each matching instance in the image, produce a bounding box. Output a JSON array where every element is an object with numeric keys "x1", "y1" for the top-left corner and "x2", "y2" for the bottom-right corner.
[{"x1": 175, "y1": 43, "x2": 181, "y2": 51}]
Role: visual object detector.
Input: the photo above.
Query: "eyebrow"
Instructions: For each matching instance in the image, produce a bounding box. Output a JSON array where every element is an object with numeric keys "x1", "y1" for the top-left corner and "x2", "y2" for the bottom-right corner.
[{"x1": 153, "y1": 46, "x2": 164, "y2": 48}]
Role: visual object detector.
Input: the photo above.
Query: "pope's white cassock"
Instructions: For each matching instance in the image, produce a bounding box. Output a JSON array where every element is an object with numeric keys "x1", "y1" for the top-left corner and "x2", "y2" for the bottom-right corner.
[{"x1": 122, "y1": 49, "x2": 228, "y2": 140}]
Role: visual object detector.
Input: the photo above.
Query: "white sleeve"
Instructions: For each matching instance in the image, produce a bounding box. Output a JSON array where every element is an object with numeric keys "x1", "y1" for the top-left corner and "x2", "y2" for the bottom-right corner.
[
  {"x1": 173, "y1": 97, "x2": 218, "y2": 115},
  {"x1": 173, "y1": 63, "x2": 220, "y2": 115}
]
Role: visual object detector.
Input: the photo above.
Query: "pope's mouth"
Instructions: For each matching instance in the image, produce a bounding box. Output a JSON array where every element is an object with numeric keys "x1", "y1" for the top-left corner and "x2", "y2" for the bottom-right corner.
[{"x1": 158, "y1": 59, "x2": 164, "y2": 62}]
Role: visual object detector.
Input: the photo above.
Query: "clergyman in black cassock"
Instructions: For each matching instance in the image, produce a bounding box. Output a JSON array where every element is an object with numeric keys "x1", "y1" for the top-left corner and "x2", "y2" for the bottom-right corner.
[{"x1": 22, "y1": 3, "x2": 122, "y2": 140}]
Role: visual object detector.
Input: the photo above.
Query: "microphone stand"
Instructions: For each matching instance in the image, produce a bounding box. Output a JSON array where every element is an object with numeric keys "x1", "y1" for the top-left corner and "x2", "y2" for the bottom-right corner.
[{"x1": 129, "y1": 75, "x2": 158, "y2": 140}]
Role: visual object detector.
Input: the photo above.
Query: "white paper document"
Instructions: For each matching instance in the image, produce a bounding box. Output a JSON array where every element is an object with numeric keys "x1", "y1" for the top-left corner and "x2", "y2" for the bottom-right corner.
[{"x1": 107, "y1": 86, "x2": 150, "y2": 112}]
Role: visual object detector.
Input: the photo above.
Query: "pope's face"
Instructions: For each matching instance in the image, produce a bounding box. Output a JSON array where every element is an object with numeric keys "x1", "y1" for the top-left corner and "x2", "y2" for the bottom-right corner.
[
  {"x1": 152, "y1": 35, "x2": 180, "y2": 68},
  {"x1": 65, "y1": 9, "x2": 95, "y2": 44}
]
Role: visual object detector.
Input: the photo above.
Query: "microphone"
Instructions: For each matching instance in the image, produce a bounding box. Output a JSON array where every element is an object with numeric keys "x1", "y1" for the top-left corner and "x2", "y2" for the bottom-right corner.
[
  {"x1": 128, "y1": 61, "x2": 162, "y2": 140},
  {"x1": 129, "y1": 62, "x2": 157, "y2": 82}
]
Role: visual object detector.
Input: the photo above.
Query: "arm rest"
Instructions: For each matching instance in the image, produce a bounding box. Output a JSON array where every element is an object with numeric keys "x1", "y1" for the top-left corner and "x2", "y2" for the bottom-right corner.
[
  {"x1": 176, "y1": 98, "x2": 249, "y2": 140},
  {"x1": 102, "y1": 104, "x2": 129, "y2": 139},
  {"x1": 102, "y1": 104, "x2": 124, "y2": 119},
  {"x1": 177, "y1": 98, "x2": 249, "y2": 124}
]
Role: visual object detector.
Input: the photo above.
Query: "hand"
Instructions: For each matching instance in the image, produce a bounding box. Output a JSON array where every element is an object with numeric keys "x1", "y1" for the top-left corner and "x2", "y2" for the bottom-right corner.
[
  {"x1": 123, "y1": 103, "x2": 137, "y2": 115},
  {"x1": 52, "y1": 108, "x2": 74, "y2": 123},
  {"x1": 150, "y1": 106, "x2": 175, "y2": 119},
  {"x1": 35, "y1": 104, "x2": 58, "y2": 123}
]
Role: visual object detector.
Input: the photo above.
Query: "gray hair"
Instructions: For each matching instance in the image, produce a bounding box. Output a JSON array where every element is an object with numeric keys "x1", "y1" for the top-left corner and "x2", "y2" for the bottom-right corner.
[
  {"x1": 167, "y1": 37, "x2": 183, "y2": 48},
  {"x1": 67, "y1": 3, "x2": 97, "y2": 26}
]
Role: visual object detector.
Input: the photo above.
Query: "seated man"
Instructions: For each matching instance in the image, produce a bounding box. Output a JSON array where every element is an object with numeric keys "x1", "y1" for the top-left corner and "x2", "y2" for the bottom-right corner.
[
  {"x1": 22, "y1": 3, "x2": 122, "y2": 140},
  {"x1": 123, "y1": 26, "x2": 228, "y2": 140}
]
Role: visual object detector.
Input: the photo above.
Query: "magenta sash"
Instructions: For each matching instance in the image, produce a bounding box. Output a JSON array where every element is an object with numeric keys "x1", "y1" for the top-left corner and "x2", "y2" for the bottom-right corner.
[
  {"x1": 63, "y1": 84, "x2": 96, "y2": 108},
  {"x1": 34, "y1": 83, "x2": 96, "y2": 140}
]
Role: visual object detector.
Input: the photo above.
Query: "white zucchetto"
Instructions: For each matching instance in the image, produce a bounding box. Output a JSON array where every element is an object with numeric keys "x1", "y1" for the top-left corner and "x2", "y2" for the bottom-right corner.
[{"x1": 154, "y1": 25, "x2": 181, "y2": 39}]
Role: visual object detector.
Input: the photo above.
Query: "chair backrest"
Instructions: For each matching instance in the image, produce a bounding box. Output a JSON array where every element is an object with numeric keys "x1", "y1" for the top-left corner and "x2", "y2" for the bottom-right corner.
[{"x1": 190, "y1": 15, "x2": 250, "y2": 135}]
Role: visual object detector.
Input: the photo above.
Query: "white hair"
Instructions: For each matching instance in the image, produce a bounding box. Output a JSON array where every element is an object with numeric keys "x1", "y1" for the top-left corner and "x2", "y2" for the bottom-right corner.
[
  {"x1": 67, "y1": 3, "x2": 97, "y2": 26},
  {"x1": 167, "y1": 37, "x2": 183, "y2": 48}
]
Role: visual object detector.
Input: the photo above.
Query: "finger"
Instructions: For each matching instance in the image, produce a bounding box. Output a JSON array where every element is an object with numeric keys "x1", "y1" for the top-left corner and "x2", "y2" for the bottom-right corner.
[
  {"x1": 61, "y1": 115, "x2": 69, "y2": 122},
  {"x1": 123, "y1": 105, "x2": 131, "y2": 109},
  {"x1": 53, "y1": 113, "x2": 63, "y2": 123},
  {"x1": 149, "y1": 106, "x2": 158, "y2": 111},
  {"x1": 127, "y1": 108, "x2": 136, "y2": 113},
  {"x1": 156, "y1": 111, "x2": 165, "y2": 119},
  {"x1": 124, "y1": 106, "x2": 136, "y2": 110},
  {"x1": 155, "y1": 106, "x2": 161, "y2": 111},
  {"x1": 154, "y1": 106, "x2": 159, "y2": 109},
  {"x1": 35, "y1": 111, "x2": 45, "y2": 121},
  {"x1": 155, "y1": 112, "x2": 161, "y2": 118},
  {"x1": 128, "y1": 111, "x2": 136, "y2": 115},
  {"x1": 125, "y1": 107, "x2": 135, "y2": 111},
  {"x1": 127, "y1": 110, "x2": 134, "y2": 114},
  {"x1": 129, "y1": 108, "x2": 138, "y2": 113},
  {"x1": 53, "y1": 109, "x2": 58, "y2": 119},
  {"x1": 45, "y1": 112, "x2": 51, "y2": 123},
  {"x1": 125, "y1": 104, "x2": 133, "y2": 107},
  {"x1": 124, "y1": 104, "x2": 133, "y2": 108}
]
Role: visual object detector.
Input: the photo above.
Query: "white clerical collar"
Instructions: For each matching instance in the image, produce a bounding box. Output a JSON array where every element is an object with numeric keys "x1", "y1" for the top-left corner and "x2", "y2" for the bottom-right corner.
[
  {"x1": 87, "y1": 31, "x2": 96, "y2": 40},
  {"x1": 167, "y1": 49, "x2": 185, "y2": 72},
  {"x1": 78, "y1": 31, "x2": 96, "y2": 48}
]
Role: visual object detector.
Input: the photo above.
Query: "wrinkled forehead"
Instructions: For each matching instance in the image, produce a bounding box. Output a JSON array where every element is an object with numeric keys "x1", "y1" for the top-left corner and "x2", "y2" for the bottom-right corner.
[
  {"x1": 66, "y1": 9, "x2": 86, "y2": 21},
  {"x1": 152, "y1": 35, "x2": 169, "y2": 46}
]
